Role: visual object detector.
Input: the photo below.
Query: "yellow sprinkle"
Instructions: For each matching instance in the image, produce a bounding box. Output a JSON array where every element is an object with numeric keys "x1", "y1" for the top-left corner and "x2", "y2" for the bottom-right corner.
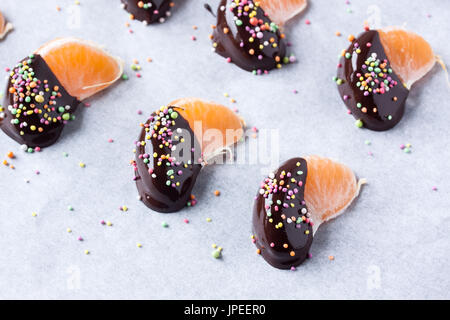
[
  {"x1": 84, "y1": 250, "x2": 90, "y2": 255},
  {"x1": 32, "y1": 212, "x2": 37, "y2": 217},
  {"x1": 206, "y1": 218, "x2": 212, "y2": 222},
  {"x1": 137, "y1": 243, "x2": 142, "y2": 248},
  {"x1": 106, "y1": 221, "x2": 112, "y2": 226},
  {"x1": 67, "y1": 228, "x2": 72, "y2": 233},
  {"x1": 212, "y1": 244, "x2": 217, "y2": 248},
  {"x1": 79, "y1": 162, "x2": 85, "y2": 168}
]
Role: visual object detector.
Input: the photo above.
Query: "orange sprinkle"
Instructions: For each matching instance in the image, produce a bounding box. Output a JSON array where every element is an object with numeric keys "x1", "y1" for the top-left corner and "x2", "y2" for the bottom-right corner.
[
  {"x1": 214, "y1": 190, "x2": 220, "y2": 196},
  {"x1": 335, "y1": 31, "x2": 341, "y2": 37},
  {"x1": 7, "y1": 152, "x2": 14, "y2": 159},
  {"x1": 329, "y1": 255, "x2": 335, "y2": 261},
  {"x1": 290, "y1": 251, "x2": 295, "y2": 257},
  {"x1": 348, "y1": 34, "x2": 355, "y2": 42},
  {"x1": 256, "y1": 249, "x2": 261, "y2": 254}
]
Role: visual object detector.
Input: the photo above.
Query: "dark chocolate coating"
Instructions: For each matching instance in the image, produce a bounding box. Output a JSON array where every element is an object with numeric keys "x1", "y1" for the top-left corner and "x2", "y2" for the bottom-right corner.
[
  {"x1": 253, "y1": 158, "x2": 313, "y2": 269},
  {"x1": 0, "y1": 54, "x2": 79, "y2": 148},
  {"x1": 336, "y1": 30, "x2": 409, "y2": 131},
  {"x1": 121, "y1": 0, "x2": 173, "y2": 24},
  {"x1": 134, "y1": 108, "x2": 202, "y2": 213},
  {"x1": 212, "y1": 0, "x2": 287, "y2": 72}
]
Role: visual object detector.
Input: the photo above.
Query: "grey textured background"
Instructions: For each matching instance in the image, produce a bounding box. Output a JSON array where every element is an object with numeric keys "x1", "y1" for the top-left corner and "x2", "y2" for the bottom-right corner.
[{"x1": 0, "y1": 0, "x2": 449, "y2": 299}]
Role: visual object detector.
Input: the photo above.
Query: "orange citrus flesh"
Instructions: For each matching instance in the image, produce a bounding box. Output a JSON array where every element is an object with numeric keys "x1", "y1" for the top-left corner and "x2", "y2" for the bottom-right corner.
[
  {"x1": 378, "y1": 27, "x2": 435, "y2": 89},
  {"x1": 0, "y1": 11, "x2": 5, "y2": 31},
  {"x1": 36, "y1": 38, "x2": 123, "y2": 100},
  {"x1": 258, "y1": 0, "x2": 307, "y2": 26},
  {"x1": 169, "y1": 98, "x2": 244, "y2": 161},
  {"x1": 0, "y1": 10, "x2": 13, "y2": 39},
  {"x1": 304, "y1": 155, "x2": 365, "y2": 232}
]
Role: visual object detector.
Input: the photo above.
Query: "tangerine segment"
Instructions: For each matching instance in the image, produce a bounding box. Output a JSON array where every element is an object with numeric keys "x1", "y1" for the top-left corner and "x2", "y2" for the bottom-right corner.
[
  {"x1": 170, "y1": 98, "x2": 244, "y2": 159},
  {"x1": 36, "y1": 38, "x2": 123, "y2": 100},
  {"x1": 379, "y1": 27, "x2": 435, "y2": 89},
  {"x1": 258, "y1": 0, "x2": 307, "y2": 26},
  {"x1": 304, "y1": 155, "x2": 364, "y2": 227},
  {"x1": 0, "y1": 11, "x2": 13, "y2": 39}
]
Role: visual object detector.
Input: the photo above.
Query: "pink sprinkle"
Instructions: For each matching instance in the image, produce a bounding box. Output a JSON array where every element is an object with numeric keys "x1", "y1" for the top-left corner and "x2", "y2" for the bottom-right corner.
[
  {"x1": 226, "y1": 57, "x2": 232, "y2": 63},
  {"x1": 293, "y1": 89, "x2": 298, "y2": 94},
  {"x1": 184, "y1": 219, "x2": 189, "y2": 224},
  {"x1": 308, "y1": 253, "x2": 312, "y2": 258},
  {"x1": 108, "y1": 138, "x2": 114, "y2": 143},
  {"x1": 137, "y1": 110, "x2": 143, "y2": 115},
  {"x1": 136, "y1": 73, "x2": 141, "y2": 78},
  {"x1": 129, "y1": 29, "x2": 133, "y2": 34},
  {"x1": 191, "y1": 36, "x2": 197, "y2": 41},
  {"x1": 84, "y1": 103, "x2": 91, "y2": 107},
  {"x1": 305, "y1": 19, "x2": 311, "y2": 25},
  {"x1": 400, "y1": 144, "x2": 405, "y2": 150},
  {"x1": 78, "y1": 236, "x2": 83, "y2": 241},
  {"x1": 35, "y1": 147, "x2": 41, "y2": 152},
  {"x1": 432, "y1": 187, "x2": 438, "y2": 191},
  {"x1": 5, "y1": 67, "x2": 10, "y2": 72},
  {"x1": 368, "y1": 151, "x2": 373, "y2": 156},
  {"x1": 366, "y1": 42, "x2": 372, "y2": 47},
  {"x1": 35, "y1": 170, "x2": 40, "y2": 175},
  {"x1": 270, "y1": 242, "x2": 275, "y2": 247},
  {"x1": 100, "y1": 220, "x2": 106, "y2": 225},
  {"x1": 252, "y1": 126, "x2": 258, "y2": 132},
  {"x1": 290, "y1": 266, "x2": 296, "y2": 271}
]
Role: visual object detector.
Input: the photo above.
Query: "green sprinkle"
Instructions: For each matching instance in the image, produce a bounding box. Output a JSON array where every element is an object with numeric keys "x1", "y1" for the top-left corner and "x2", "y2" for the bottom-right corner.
[
  {"x1": 345, "y1": 52, "x2": 352, "y2": 59},
  {"x1": 355, "y1": 119, "x2": 364, "y2": 128},
  {"x1": 235, "y1": 19, "x2": 243, "y2": 26},
  {"x1": 62, "y1": 113, "x2": 70, "y2": 121},
  {"x1": 336, "y1": 79, "x2": 343, "y2": 85},
  {"x1": 212, "y1": 249, "x2": 221, "y2": 259},
  {"x1": 122, "y1": 74, "x2": 129, "y2": 80},
  {"x1": 297, "y1": 171, "x2": 303, "y2": 175},
  {"x1": 68, "y1": 205, "x2": 74, "y2": 211},
  {"x1": 170, "y1": 111, "x2": 178, "y2": 119},
  {"x1": 162, "y1": 222, "x2": 169, "y2": 228},
  {"x1": 167, "y1": 169, "x2": 174, "y2": 176}
]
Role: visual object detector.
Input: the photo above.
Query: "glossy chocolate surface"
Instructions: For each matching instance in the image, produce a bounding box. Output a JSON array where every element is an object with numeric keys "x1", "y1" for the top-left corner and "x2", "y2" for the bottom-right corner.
[
  {"x1": 121, "y1": 0, "x2": 173, "y2": 24},
  {"x1": 0, "y1": 54, "x2": 79, "y2": 148},
  {"x1": 133, "y1": 106, "x2": 202, "y2": 213},
  {"x1": 336, "y1": 30, "x2": 409, "y2": 131},
  {"x1": 212, "y1": 0, "x2": 287, "y2": 73},
  {"x1": 253, "y1": 158, "x2": 313, "y2": 269}
]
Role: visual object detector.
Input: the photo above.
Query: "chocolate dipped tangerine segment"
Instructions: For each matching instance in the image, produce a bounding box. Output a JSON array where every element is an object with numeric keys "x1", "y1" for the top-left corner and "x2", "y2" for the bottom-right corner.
[
  {"x1": 336, "y1": 27, "x2": 439, "y2": 131},
  {"x1": 1, "y1": 55, "x2": 79, "y2": 148},
  {"x1": 121, "y1": 0, "x2": 174, "y2": 24},
  {"x1": 133, "y1": 98, "x2": 244, "y2": 213},
  {"x1": 1, "y1": 38, "x2": 123, "y2": 148},
  {"x1": 211, "y1": 0, "x2": 288, "y2": 74},
  {"x1": 253, "y1": 156, "x2": 365, "y2": 269}
]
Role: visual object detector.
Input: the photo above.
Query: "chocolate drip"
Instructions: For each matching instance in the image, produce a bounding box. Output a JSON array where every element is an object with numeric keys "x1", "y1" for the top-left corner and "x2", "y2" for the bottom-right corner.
[
  {"x1": 121, "y1": 0, "x2": 173, "y2": 24},
  {"x1": 0, "y1": 54, "x2": 80, "y2": 148},
  {"x1": 253, "y1": 158, "x2": 313, "y2": 269},
  {"x1": 212, "y1": 0, "x2": 287, "y2": 73},
  {"x1": 336, "y1": 30, "x2": 409, "y2": 131},
  {"x1": 134, "y1": 107, "x2": 202, "y2": 213}
]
